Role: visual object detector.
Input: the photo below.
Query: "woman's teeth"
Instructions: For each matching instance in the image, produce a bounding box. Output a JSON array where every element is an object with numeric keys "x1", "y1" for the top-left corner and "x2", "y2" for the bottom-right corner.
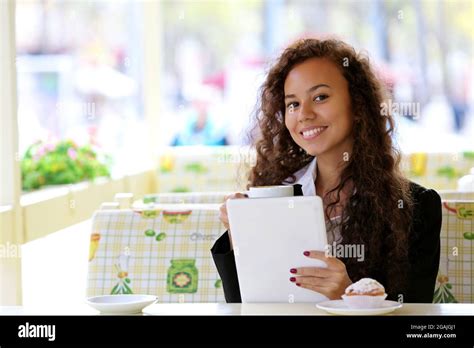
[{"x1": 301, "y1": 127, "x2": 327, "y2": 139}]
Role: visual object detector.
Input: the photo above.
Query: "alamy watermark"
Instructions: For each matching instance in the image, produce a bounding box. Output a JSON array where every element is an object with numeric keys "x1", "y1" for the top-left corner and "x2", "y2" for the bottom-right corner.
[
  {"x1": 380, "y1": 99, "x2": 420, "y2": 119},
  {"x1": 56, "y1": 101, "x2": 96, "y2": 120},
  {"x1": 18, "y1": 322, "x2": 55, "y2": 341},
  {"x1": 216, "y1": 151, "x2": 255, "y2": 165},
  {"x1": 0, "y1": 242, "x2": 22, "y2": 258},
  {"x1": 324, "y1": 242, "x2": 365, "y2": 262},
  {"x1": 190, "y1": 233, "x2": 218, "y2": 241}
]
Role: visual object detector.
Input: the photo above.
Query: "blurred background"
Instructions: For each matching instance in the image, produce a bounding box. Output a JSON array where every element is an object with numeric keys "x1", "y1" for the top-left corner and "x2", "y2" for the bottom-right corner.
[
  {"x1": 2, "y1": 0, "x2": 473, "y2": 307},
  {"x1": 15, "y1": 0, "x2": 473, "y2": 182}
]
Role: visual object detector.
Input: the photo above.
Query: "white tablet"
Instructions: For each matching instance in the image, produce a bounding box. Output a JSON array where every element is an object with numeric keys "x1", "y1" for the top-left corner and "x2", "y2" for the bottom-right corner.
[{"x1": 226, "y1": 196, "x2": 329, "y2": 303}]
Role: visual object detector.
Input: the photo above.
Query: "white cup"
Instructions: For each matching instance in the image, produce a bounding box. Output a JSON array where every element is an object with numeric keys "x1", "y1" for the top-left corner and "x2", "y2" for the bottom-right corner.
[{"x1": 245, "y1": 185, "x2": 294, "y2": 198}]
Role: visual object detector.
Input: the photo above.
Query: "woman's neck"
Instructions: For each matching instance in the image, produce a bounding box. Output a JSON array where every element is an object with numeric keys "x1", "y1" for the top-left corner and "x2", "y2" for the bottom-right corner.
[
  {"x1": 315, "y1": 136, "x2": 353, "y2": 195},
  {"x1": 316, "y1": 155, "x2": 352, "y2": 220},
  {"x1": 316, "y1": 154, "x2": 348, "y2": 195}
]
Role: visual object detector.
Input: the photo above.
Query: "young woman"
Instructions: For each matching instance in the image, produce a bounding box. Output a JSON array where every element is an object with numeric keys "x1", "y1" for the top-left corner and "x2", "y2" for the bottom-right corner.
[{"x1": 211, "y1": 38, "x2": 441, "y2": 303}]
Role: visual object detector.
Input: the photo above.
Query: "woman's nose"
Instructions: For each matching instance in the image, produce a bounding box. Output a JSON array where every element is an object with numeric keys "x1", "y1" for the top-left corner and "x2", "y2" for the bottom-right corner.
[{"x1": 297, "y1": 102, "x2": 316, "y2": 122}]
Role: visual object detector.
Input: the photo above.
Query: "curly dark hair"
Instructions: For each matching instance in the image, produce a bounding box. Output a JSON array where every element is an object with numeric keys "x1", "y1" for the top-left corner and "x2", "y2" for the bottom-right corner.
[{"x1": 247, "y1": 38, "x2": 413, "y2": 299}]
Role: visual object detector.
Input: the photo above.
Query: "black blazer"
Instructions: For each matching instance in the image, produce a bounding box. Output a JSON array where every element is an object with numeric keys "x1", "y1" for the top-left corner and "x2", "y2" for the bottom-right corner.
[{"x1": 210, "y1": 182, "x2": 442, "y2": 303}]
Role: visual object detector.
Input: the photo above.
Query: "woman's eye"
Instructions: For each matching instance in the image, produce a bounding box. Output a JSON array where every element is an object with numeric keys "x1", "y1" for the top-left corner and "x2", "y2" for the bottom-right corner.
[
  {"x1": 313, "y1": 94, "x2": 328, "y2": 102},
  {"x1": 286, "y1": 102, "x2": 299, "y2": 111}
]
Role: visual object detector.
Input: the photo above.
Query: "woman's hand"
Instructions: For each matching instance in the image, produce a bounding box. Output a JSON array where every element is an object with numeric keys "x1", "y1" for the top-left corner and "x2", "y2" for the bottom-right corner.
[
  {"x1": 290, "y1": 250, "x2": 352, "y2": 300},
  {"x1": 219, "y1": 192, "x2": 248, "y2": 250},
  {"x1": 219, "y1": 192, "x2": 248, "y2": 231}
]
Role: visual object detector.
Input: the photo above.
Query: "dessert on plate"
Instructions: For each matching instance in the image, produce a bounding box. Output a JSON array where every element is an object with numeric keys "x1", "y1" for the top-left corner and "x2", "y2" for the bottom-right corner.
[{"x1": 341, "y1": 278, "x2": 387, "y2": 308}]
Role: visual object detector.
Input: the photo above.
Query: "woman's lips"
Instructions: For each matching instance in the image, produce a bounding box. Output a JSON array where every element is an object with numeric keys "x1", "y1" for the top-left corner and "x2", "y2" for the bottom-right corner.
[{"x1": 300, "y1": 126, "x2": 328, "y2": 140}]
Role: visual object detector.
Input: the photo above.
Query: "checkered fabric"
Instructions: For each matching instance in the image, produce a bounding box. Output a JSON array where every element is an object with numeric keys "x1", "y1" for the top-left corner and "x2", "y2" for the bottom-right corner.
[
  {"x1": 434, "y1": 200, "x2": 474, "y2": 303},
  {"x1": 87, "y1": 204, "x2": 227, "y2": 303}
]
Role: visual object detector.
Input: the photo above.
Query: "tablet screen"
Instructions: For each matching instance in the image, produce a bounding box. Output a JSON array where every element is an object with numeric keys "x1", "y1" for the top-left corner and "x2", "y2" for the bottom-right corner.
[{"x1": 227, "y1": 196, "x2": 328, "y2": 303}]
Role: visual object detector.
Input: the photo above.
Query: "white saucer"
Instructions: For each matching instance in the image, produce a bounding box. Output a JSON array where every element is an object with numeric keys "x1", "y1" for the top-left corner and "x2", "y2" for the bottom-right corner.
[
  {"x1": 85, "y1": 294, "x2": 157, "y2": 314},
  {"x1": 316, "y1": 300, "x2": 402, "y2": 315}
]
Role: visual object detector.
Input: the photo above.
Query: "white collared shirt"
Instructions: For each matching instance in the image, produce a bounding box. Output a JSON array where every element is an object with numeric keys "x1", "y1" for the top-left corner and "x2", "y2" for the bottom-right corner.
[
  {"x1": 291, "y1": 157, "x2": 318, "y2": 196},
  {"x1": 284, "y1": 156, "x2": 342, "y2": 244}
]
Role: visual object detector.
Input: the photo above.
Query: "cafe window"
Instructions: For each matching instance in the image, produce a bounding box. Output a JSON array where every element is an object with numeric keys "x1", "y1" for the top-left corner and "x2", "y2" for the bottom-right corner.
[{"x1": 16, "y1": 0, "x2": 148, "y2": 189}]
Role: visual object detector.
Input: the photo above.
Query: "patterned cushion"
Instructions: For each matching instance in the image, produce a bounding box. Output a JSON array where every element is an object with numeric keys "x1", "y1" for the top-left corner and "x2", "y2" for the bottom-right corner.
[
  {"x1": 434, "y1": 200, "x2": 474, "y2": 303},
  {"x1": 140, "y1": 192, "x2": 232, "y2": 205},
  {"x1": 87, "y1": 204, "x2": 226, "y2": 303}
]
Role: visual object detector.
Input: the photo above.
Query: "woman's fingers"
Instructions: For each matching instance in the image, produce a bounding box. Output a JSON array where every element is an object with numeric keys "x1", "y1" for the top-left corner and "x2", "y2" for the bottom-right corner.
[
  {"x1": 292, "y1": 267, "x2": 332, "y2": 278},
  {"x1": 293, "y1": 276, "x2": 340, "y2": 300},
  {"x1": 224, "y1": 192, "x2": 247, "y2": 201},
  {"x1": 219, "y1": 192, "x2": 248, "y2": 230},
  {"x1": 295, "y1": 282, "x2": 334, "y2": 299},
  {"x1": 292, "y1": 252, "x2": 353, "y2": 300},
  {"x1": 219, "y1": 204, "x2": 229, "y2": 229},
  {"x1": 292, "y1": 276, "x2": 336, "y2": 288},
  {"x1": 303, "y1": 250, "x2": 344, "y2": 270}
]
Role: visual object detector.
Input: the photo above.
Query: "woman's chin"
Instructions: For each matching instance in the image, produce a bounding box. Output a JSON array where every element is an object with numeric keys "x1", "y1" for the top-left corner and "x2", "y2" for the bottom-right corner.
[{"x1": 302, "y1": 145, "x2": 326, "y2": 157}]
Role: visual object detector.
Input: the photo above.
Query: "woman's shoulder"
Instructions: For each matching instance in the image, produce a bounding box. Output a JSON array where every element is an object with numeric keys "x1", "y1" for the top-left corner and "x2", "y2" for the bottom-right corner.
[
  {"x1": 408, "y1": 181, "x2": 442, "y2": 207},
  {"x1": 408, "y1": 181, "x2": 442, "y2": 227}
]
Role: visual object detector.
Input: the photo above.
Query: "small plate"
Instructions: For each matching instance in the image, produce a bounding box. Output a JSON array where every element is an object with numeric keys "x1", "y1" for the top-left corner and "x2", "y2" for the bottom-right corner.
[
  {"x1": 316, "y1": 300, "x2": 402, "y2": 316},
  {"x1": 86, "y1": 294, "x2": 157, "y2": 314}
]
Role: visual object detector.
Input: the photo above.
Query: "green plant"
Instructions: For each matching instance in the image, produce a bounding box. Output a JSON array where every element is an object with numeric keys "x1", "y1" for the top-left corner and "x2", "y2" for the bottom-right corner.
[
  {"x1": 436, "y1": 166, "x2": 462, "y2": 179},
  {"x1": 463, "y1": 151, "x2": 474, "y2": 160},
  {"x1": 21, "y1": 139, "x2": 112, "y2": 191},
  {"x1": 433, "y1": 275, "x2": 458, "y2": 303},
  {"x1": 171, "y1": 186, "x2": 191, "y2": 193},
  {"x1": 184, "y1": 162, "x2": 208, "y2": 174}
]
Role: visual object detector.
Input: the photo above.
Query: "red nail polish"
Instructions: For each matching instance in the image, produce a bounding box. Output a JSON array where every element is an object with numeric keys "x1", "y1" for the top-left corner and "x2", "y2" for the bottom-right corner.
[
  {"x1": 296, "y1": 283, "x2": 301, "y2": 287},
  {"x1": 290, "y1": 277, "x2": 296, "y2": 282},
  {"x1": 303, "y1": 251, "x2": 310, "y2": 256},
  {"x1": 290, "y1": 268, "x2": 297, "y2": 274}
]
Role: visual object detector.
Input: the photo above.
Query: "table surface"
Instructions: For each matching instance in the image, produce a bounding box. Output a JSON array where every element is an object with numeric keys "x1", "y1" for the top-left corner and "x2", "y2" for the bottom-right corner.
[{"x1": 0, "y1": 303, "x2": 473, "y2": 316}]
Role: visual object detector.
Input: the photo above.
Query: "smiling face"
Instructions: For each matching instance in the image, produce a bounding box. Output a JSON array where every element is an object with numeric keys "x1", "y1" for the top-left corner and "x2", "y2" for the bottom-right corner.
[{"x1": 284, "y1": 58, "x2": 354, "y2": 157}]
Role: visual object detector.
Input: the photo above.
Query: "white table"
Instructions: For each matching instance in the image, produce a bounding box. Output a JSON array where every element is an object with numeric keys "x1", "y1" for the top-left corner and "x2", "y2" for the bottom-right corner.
[{"x1": 0, "y1": 303, "x2": 473, "y2": 315}]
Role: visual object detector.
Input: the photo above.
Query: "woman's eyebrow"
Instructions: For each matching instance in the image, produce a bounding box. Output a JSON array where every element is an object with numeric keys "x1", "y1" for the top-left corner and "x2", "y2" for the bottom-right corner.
[{"x1": 284, "y1": 84, "x2": 331, "y2": 99}]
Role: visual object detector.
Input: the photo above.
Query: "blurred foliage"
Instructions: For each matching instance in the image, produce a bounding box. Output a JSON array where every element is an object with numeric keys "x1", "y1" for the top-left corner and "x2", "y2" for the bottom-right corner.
[
  {"x1": 463, "y1": 151, "x2": 474, "y2": 160},
  {"x1": 171, "y1": 186, "x2": 191, "y2": 193},
  {"x1": 184, "y1": 162, "x2": 208, "y2": 174},
  {"x1": 21, "y1": 139, "x2": 112, "y2": 191},
  {"x1": 436, "y1": 165, "x2": 463, "y2": 180}
]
